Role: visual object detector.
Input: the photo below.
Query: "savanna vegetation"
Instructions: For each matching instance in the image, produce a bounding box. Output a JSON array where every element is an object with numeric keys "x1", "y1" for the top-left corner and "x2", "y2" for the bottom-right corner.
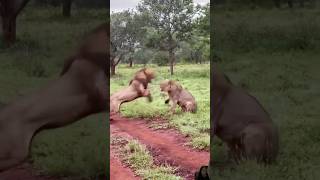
[
  {"x1": 111, "y1": 64, "x2": 210, "y2": 149},
  {"x1": 110, "y1": 1, "x2": 210, "y2": 178},
  {"x1": 212, "y1": 2, "x2": 320, "y2": 179},
  {"x1": 0, "y1": 2, "x2": 107, "y2": 179},
  {"x1": 110, "y1": 0, "x2": 210, "y2": 76},
  {"x1": 110, "y1": 0, "x2": 210, "y2": 149}
]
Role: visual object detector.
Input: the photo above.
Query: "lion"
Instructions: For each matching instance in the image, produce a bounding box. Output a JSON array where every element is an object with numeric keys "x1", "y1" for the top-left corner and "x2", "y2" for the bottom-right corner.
[
  {"x1": 110, "y1": 68, "x2": 155, "y2": 116},
  {"x1": 160, "y1": 79, "x2": 197, "y2": 113},
  {"x1": 195, "y1": 66, "x2": 279, "y2": 180},
  {"x1": 0, "y1": 23, "x2": 108, "y2": 171},
  {"x1": 212, "y1": 67, "x2": 279, "y2": 164}
]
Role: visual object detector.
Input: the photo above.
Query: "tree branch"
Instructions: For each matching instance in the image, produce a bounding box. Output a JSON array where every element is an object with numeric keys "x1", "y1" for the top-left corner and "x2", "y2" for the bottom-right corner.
[
  {"x1": 113, "y1": 52, "x2": 126, "y2": 66},
  {"x1": 14, "y1": 0, "x2": 30, "y2": 18}
]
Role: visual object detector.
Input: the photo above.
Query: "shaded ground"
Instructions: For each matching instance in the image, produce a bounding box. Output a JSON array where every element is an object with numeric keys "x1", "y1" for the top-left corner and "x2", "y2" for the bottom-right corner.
[
  {"x1": 110, "y1": 115, "x2": 209, "y2": 180},
  {"x1": 0, "y1": 163, "x2": 59, "y2": 180},
  {"x1": 0, "y1": 162, "x2": 106, "y2": 180}
]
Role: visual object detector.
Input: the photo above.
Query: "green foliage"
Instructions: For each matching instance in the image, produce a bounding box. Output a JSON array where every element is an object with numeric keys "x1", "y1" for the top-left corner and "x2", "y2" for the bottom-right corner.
[
  {"x1": 175, "y1": 35, "x2": 210, "y2": 64},
  {"x1": 132, "y1": 48, "x2": 154, "y2": 65},
  {"x1": 111, "y1": 10, "x2": 146, "y2": 52},
  {"x1": 137, "y1": 0, "x2": 200, "y2": 74},
  {"x1": 138, "y1": 0, "x2": 195, "y2": 43},
  {"x1": 195, "y1": 3, "x2": 210, "y2": 35},
  {"x1": 111, "y1": 1, "x2": 210, "y2": 70},
  {"x1": 152, "y1": 51, "x2": 169, "y2": 66},
  {"x1": 111, "y1": 10, "x2": 147, "y2": 69}
]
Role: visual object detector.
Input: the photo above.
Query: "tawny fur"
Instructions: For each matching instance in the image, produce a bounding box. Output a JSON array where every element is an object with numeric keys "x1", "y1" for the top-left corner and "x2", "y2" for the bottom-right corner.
[
  {"x1": 110, "y1": 68, "x2": 155, "y2": 115},
  {"x1": 0, "y1": 23, "x2": 108, "y2": 171},
  {"x1": 160, "y1": 80, "x2": 197, "y2": 113},
  {"x1": 212, "y1": 66, "x2": 279, "y2": 164}
]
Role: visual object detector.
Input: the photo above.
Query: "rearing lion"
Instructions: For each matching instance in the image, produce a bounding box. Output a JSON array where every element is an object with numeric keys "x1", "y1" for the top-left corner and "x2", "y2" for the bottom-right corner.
[{"x1": 110, "y1": 68, "x2": 155, "y2": 115}]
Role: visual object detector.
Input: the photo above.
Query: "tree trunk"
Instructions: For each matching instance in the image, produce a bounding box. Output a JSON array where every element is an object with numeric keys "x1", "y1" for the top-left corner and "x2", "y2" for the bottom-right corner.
[
  {"x1": 288, "y1": 0, "x2": 293, "y2": 8},
  {"x1": 111, "y1": 64, "x2": 116, "y2": 76},
  {"x1": 169, "y1": 49, "x2": 175, "y2": 75},
  {"x1": 2, "y1": 16, "x2": 16, "y2": 47},
  {"x1": 62, "y1": 0, "x2": 72, "y2": 17},
  {"x1": 0, "y1": 0, "x2": 30, "y2": 46},
  {"x1": 129, "y1": 57, "x2": 133, "y2": 67}
]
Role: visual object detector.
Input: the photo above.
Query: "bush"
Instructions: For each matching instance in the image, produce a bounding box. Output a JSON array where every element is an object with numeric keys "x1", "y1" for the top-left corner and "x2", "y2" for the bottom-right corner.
[{"x1": 152, "y1": 51, "x2": 168, "y2": 66}]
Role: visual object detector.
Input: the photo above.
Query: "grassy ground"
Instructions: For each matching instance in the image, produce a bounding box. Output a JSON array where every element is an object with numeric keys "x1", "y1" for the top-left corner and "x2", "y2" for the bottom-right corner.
[
  {"x1": 0, "y1": 7, "x2": 107, "y2": 178},
  {"x1": 111, "y1": 136, "x2": 182, "y2": 180},
  {"x1": 211, "y1": 8, "x2": 320, "y2": 180},
  {"x1": 111, "y1": 64, "x2": 210, "y2": 150}
]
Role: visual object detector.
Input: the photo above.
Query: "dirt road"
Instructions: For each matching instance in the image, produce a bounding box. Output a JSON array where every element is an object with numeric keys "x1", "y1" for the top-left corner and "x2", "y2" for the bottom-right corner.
[{"x1": 110, "y1": 115, "x2": 209, "y2": 180}]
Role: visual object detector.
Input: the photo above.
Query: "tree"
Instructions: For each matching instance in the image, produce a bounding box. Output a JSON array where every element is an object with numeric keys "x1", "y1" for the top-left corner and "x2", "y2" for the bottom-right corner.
[
  {"x1": 190, "y1": 3, "x2": 209, "y2": 64},
  {"x1": 194, "y1": 3, "x2": 209, "y2": 36},
  {"x1": 138, "y1": 0, "x2": 195, "y2": 75},
  {"x1": 133, "y1": 48, "x2": 154, "y2": 65},
  {"x1": 0, "y1": 0, "x2": 30, "y2": 47},
  {"x1": 110, "y1": 10, "x2": 146, "y2": 75}
]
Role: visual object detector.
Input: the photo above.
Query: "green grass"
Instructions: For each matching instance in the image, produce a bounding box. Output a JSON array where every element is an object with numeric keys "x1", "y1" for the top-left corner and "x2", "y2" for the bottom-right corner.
[
  {"x1": 214, "y1": 8, "x2": 320, "y2": 53},
  {"x1": 211, "y1": 8, "x2": 320, "y2": 180},
  {"x1": 117, "y1": 138, "x2": 182, "y2": 180},
  {"x1": 0, "y1": 7, "x2": 107, "y2": 178},
  {"x1": 31, "y1": 114, "x2": 107, "y2": 178},
  {"x1": 111, "y1": 64, "x2": 210, "y2": 150}
]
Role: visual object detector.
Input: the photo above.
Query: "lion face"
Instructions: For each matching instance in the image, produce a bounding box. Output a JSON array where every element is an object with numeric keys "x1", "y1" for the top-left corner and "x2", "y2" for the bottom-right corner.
[
  {"x1": 160, "y1": 80, "x2": 171, "y2": 92},
  {"x1": 159, "y1": 80, "x2": 182, "y2": 93},
  {"x1": 134, "y1": 68, "x2": 156, "y2": 83},
  {"x1": 160, "y1": 80, "x2": 169, "y2": 92},
  {"x1": 144, "y1": 68, "x2": 156, "y2": 80}
]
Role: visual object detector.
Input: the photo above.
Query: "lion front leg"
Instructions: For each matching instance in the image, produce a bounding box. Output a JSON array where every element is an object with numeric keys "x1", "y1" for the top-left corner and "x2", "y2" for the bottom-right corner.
[
  {"x1": 170, "y1": 99, "x2": 178, "y2": 114},
  {"x1": 140, "y1": 88, "x2": 152, "y2": 102},
  {"x1": 145, "y1": 90, "x2": 153, "y2": 102}
]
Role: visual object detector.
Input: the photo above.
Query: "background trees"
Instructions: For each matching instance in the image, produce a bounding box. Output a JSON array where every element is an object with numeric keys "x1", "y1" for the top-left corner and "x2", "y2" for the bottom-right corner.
[
  {"x1": 1, "y1": 0, "x2": 108, "y2": 47},
  {"x1": 137, "y1": 0, "x2": 195, "y2": 75},
  {"x1": 0, "y1": 0, "x2": 30, "y2": 46},
  {"x1": 110, "y1": 10, "x2": 146, "y2": 75},
  {"x1": 214, "y1": 0, "x2": 316, "y2": 9},
  {"x1": 110, "y1": 0, "x2": 210, "y2": 76}
]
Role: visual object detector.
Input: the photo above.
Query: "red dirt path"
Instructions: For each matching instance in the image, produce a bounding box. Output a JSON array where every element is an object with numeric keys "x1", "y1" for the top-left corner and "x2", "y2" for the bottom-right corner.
[
  {"x1": 110, "y1": 115, "x2": 209, "y2": 180},
  {"x1": 110, "y1": 155, "x2": 139, "y2": 180}
]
